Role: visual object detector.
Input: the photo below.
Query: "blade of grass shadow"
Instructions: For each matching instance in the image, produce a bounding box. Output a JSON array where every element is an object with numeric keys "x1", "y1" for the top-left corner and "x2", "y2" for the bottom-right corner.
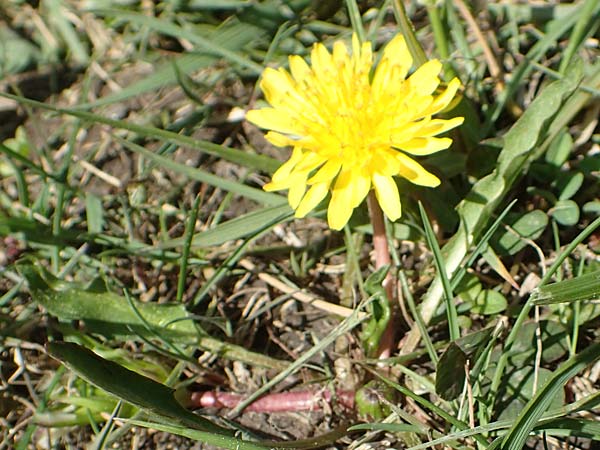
[
  {"x1": 190, "y1": 208, "x2": 293, "y2": 308},
  {"x1": 500, "y1": 341, "x2": 600, "y2": 450},
  {"x1": 0, "y1": 92, "x2": 279, "y2": 173},
  {"x1": 161, "y1": 204, "x2": 292, "y2": 249}
]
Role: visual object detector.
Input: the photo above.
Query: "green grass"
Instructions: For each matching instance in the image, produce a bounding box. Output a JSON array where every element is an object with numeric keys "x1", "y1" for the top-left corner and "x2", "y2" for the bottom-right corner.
[{"x1": 1, "y1": 0, "x2": 600, "y2": 449}]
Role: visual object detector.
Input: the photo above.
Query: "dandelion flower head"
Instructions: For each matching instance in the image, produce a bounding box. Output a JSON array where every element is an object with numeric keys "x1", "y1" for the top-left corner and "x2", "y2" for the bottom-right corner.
[{"x1": 247, "y1": 34, "x2": 463, "y2": 230}]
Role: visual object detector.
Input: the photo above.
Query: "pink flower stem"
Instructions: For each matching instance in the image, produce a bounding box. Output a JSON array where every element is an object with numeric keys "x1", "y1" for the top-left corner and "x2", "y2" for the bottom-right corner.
[
  {"x1": 367, "y1": 191, "x2": 397, "y2": 359},
  {"x1": 189, "y1": 389, "x2": 355, "y2": 413}
]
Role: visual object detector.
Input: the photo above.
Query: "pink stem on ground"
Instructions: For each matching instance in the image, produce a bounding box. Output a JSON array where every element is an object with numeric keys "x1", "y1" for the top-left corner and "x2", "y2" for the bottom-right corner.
[
  {"x1": 367, "y1": 191, "x2": 397, "y2": 359},
  {"x1": 190, "y1": 390, "x2": 355, "y2": 413}
]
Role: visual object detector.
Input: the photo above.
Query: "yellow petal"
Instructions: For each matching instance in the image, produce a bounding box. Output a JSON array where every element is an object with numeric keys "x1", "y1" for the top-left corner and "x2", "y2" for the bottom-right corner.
[
  {"x1": 269, "y1": 147, "x2": 303, "y2": 183},
  {"x1": 307, "y1": 159, "x2": 342, "y2": 184},
  {"x1": 288, "y1": 173, "x2": 308, "y2": 209},
  {"x1": 265, "y1": 131, "x2": 296, "y2": 148},
  {"x1": 327, "y1": 190, "x2": 354, "y2": 230},
  {"x1": 407, "y1": 60, "x2": 442, "y2": 95},
  {"x1": 246, "y1": 108, "x2": 297, "y2": 134},
  {"x1": 289, "y1": 55, "x2": 312, "y2": 83},
  {"x1": 396, "y1": 153, "x2": 441, "y2": 187},
  {"x1": 423, "y1": 77, "x2": 462, "y2": 116},
  {"x1": 416, "y1": 117, "x2": 464, "y2": 137},
  {"x1": 296, "y1": 181, "x2": 329, "y2": 217},
  {"x1": 380, "y1": 34, "x2": 411, "y2": 79},
  {"x1": 372, "y1": 173, "x2": 401, "y2": 221},
  {"x1": 311, "y1": 42, "x2": 334, "y2": 80},
  {"x1": 396, "y1": 137, "x2": 452, "y2": 155}
]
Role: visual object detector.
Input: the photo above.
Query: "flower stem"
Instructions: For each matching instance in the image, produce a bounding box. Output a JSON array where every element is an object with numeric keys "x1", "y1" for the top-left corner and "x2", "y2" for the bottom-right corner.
[
  {"x1": 367, "y1": 191, "x2": 396, "y2": 358},
  {"x1": 189, "y1": 389, "x2": 355, "y2": 413}
]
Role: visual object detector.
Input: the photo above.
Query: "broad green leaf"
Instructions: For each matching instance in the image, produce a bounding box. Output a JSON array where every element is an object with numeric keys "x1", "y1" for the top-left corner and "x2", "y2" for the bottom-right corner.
[
  {"x1": 19, "y1": 265, "x2": 288, "y2": 370},
  {"x1": 472, "y1": 290, "x2": 507, "y2": 315},
  {"x1": 20, "y1": 265, "x2": 199, "y2": 343},
  {"x1": 550, "y1": 199, "x2": 580, "y2": 226},
  {"x1": 531, "y1": 270, "x2": 600, "y2": 305},
  {"x1": 583, "y1": 200, "x2": 600, "y2": 216},
  {"x1": 456, "y1": 273, "x2": 482, "y2": 304}
]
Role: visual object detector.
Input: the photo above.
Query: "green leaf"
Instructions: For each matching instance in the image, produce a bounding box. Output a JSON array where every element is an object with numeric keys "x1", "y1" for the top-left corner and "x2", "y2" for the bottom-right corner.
[
  {"x1": 472, "y1": 290, "x2": 507, "y2": 315},
  {"x1": 85, "y1": 193, "x2": 104, "y2": 234},
  {"x1": 550, "y1": 199, "x2": 580, "y2": 226},
  {"x1": 456, "y1": 273, "x2": 482, "y2": 304},
  {"x1": 545, "y1": 129, "x2": 573, "y2": 166},
  {"x1": 583, "y1": 200, "x2": 600, "y2": 216},
  {"x1": 555, "y1": 171, "x2": 583, "y2": 200},
  {"x1": 348, "y1": 423, "x2": 423, "y2": 433},
  {"x1": 19, "y1": 265, "x2": 288, "y2": 370},
  {"x1": 494, "y1": 210, "x2": 548, "y2": 255},
  {"x1": 531, "y1": 270, "x2": 600, "y2": 305},
  {"x1": 20, "y1": 265, "x2": 199, "y2": 343},
  {"x1": 435, "y1": 343, "x2": 467, "y2": 401}
]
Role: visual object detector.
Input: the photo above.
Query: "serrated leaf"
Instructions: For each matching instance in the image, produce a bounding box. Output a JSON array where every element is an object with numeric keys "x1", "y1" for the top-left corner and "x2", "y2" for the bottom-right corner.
[{"x1": 19, "y1": 265, "x2": 200, "y2": 344}]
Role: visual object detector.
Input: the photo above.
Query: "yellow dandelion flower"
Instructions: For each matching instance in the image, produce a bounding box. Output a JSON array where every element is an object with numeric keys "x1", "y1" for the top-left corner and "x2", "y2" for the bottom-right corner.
[{"x1": 247, "y1": 34, "x2": 464, "y2": 230}]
